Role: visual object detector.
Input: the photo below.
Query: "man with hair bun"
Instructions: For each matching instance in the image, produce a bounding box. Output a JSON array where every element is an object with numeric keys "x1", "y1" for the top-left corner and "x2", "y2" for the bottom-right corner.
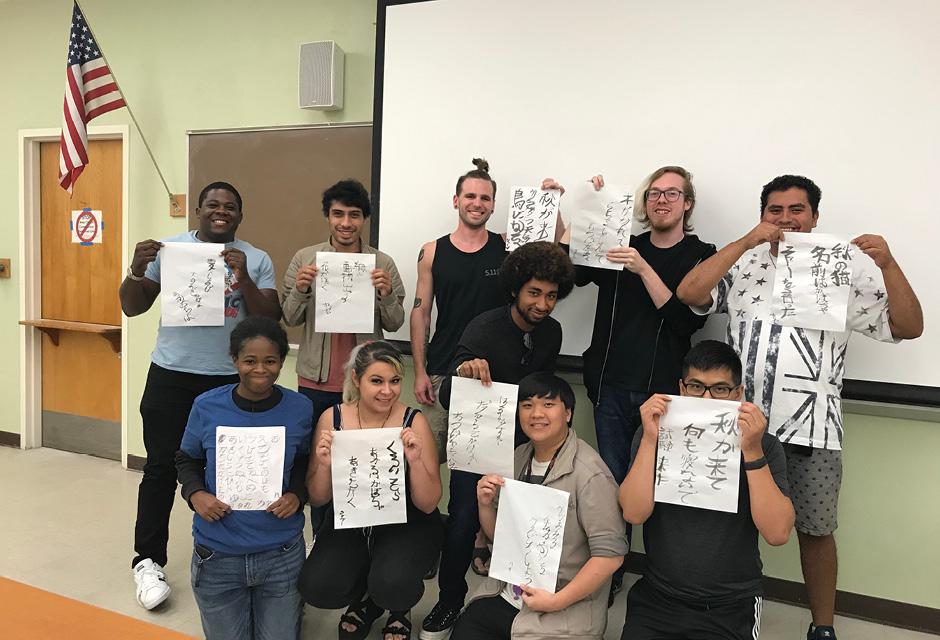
[{"x1": 421, "y1": 241, "x2": 575, "y2": 640}]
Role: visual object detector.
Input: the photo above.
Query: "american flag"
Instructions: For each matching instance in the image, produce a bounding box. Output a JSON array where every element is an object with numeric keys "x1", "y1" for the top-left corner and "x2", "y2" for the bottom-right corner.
[{"x1": 58, "y1": 2, "x2": 125, "y2": 192}]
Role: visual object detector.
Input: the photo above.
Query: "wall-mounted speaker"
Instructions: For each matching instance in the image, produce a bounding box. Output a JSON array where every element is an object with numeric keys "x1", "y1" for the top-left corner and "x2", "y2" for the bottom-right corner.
[{"x1": 299, "y1": 40, "x2": 344, "y2": 111}]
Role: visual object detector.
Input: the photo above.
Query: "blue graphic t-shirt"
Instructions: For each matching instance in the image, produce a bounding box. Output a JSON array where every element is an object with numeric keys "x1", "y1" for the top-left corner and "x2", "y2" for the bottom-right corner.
[{"x1": 145, "y1": 230, "x2": 276, "y2": 375}]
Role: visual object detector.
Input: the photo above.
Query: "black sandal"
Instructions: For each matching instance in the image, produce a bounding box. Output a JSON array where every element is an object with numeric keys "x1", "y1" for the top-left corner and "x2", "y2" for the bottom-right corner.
[
  {"x1": 381, "y1": 610, "x2": 412, "y2": 640},
  {"x1": 338, "y1": 596, "x2": 384, "y2": 640},
  {"x1": 470, "y1": 544, "x2": 491, "y2": 577}
]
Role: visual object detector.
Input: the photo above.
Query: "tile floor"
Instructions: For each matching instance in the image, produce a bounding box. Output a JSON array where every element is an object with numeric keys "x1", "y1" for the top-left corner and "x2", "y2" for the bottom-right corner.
[{"x1": 0, "y1": 446, "x2": 934, "y2": 639}]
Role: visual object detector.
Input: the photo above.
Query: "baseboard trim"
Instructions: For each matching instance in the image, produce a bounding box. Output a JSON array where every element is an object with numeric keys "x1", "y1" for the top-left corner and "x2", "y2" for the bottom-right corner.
[
  {"x1": 126, "y1": 454, "x2": 146, "y2": 471},
  {"x1": 0, "y1": 430, "x2": 20, "y2": 448},
  {"x1": 622, "y1": 552, "x2": 939, "y2": 634}
]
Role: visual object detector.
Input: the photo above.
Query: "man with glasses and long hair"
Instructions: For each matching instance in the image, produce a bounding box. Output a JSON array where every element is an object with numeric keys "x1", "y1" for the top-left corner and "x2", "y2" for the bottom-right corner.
[
  {"x1": 566, "y1": 166, "x2": 716, "y2": 602},
  {"x1": 618, "y1": 340, "x2": 794, "y2": 640},
  {"x1": 420, "y1": 241, "x2": 575, "y2": 640}
]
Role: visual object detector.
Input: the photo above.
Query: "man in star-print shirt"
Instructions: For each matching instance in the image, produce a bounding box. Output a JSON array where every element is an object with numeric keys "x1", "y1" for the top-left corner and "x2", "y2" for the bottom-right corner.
[{"x1": 677, "y1": 175, "x2": 922, "y2": 640}]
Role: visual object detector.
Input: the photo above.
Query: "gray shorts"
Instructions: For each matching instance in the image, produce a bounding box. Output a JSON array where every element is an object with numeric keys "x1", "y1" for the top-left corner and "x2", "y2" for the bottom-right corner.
[
  {"x1": 423, "y1": 374, "x2": 449, "y2": 463},
  {"x1": 783, "y1": 444, "x2": 843, "y2": 536}
]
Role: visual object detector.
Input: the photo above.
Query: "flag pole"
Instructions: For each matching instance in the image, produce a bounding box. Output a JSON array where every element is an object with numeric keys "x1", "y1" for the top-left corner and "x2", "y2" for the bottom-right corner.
[{"x1": 73, "y1": 0, "x2": 182, "y2": 213}]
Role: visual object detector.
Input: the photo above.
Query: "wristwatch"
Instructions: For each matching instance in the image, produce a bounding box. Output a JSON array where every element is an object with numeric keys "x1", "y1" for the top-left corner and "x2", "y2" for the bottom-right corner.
[
  {"x1": 743, "y1": 456, "x2": 768, "y2": 471},
  {"x1": 126, "y1": 267, "x2": 145, "y2": 281}
]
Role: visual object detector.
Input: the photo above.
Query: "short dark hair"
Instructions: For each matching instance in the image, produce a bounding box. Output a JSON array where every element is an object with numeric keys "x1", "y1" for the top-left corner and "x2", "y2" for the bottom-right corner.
[
  {"x1": 500, "y1": 241, "x2": 575, "y2": 300},
  {"x1": 682, "y1": 340, "x2": 742, "y2": 386},
  {"x1": 322, "y1": 179, "x2": 371, "y2": 218},
  {"x1": 198, "y1": 181, "x2": 243, "y2": 211},
  {"x1": 455, "y1": 157, "x2": 497, "y2": 197},
  {"x1": 229, "y1": 316, "x2": 289, "y2": 361},
  {"x1": 760, "y1": 175, "x2": 822, "y2": 215},
  {"x1": 518, "y1": 372, "x2": 575, "y2": 425}
]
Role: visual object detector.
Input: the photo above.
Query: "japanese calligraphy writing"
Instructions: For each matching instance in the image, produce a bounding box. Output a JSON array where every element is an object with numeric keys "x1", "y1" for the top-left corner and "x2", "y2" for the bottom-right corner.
[
  {"x1": 214, "y1": 426, "x2": 286, "y2": 511},
  {"x1": 161, "y1": 242, "x2": 226, "y2": 326},
  {"x1": 330, "y1": 428, "x2": 407, "y2": 529},
  {"x1": 315, "y1": 252, "x2": 377, "y2": 333},
  {"x1": 569, "y1": 183, "x2": 635, "y2": 270},
  {"x1": 447, "y1": 378, "x2": 517, "y2": 476},
  {"x1": 505, "y1": 186, "x2": 560, "y2": 251}
]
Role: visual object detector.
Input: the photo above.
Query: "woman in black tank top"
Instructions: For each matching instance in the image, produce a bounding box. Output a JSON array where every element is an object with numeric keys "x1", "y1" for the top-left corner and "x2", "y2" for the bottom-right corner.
[{"x1": 299, "y1": 341, "x2": 443, "y2": 640}]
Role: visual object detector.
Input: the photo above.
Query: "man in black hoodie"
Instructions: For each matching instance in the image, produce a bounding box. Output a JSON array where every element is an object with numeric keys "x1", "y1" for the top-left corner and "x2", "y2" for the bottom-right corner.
[{"x1": 570, "y1": 166, "x2": 715, "y2": 598}]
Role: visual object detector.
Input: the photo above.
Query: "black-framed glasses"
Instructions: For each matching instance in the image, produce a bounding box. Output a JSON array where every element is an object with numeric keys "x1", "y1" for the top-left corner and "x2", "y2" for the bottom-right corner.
[
  {"x1": 645, "y1": 188, "x2": 685, "y2": 202},
  {"x1": 681, "y1": 380, "x2": 739, "y2": 399}
]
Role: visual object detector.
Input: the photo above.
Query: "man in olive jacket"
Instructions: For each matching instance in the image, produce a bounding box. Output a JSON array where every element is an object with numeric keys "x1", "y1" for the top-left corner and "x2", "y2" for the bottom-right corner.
[{"x1": 282, "y1": 179, "x2": 405, "y2": 428}]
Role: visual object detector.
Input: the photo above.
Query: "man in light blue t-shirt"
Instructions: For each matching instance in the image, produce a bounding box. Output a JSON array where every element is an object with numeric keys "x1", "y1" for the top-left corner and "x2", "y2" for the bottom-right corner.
[{"x1": 118, "y1": 181, "x2": 281, "y2": 610}]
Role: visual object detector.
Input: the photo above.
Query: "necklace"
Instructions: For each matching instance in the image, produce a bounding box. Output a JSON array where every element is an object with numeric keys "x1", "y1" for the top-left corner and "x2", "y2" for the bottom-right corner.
[{"x1": 356, "y1": 401, "x2": 394, "y2": 429}]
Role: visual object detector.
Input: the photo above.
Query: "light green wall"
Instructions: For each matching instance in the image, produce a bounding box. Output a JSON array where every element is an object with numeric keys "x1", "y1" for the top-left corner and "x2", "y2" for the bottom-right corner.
[{"x1": 2, "y1": 0, "x2": 937, "y2": 612}]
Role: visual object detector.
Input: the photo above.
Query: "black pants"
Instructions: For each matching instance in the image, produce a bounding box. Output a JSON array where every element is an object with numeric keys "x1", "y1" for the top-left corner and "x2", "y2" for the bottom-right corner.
[
  {"x1": 451, "y1": 596, "x2": 518, "y2": 640},
  {"x1": 298, "y1": 506, "x2": 444, "y2": 612},
  {"x1": 436, "y1": 469, "x2": 482, "y2": 607},
  {"x1": 621, "y1": 577, "x2": 763, "y2": 640},
  {"x1": 132, "y1": 363, "x2": 238, "y2": 568},
  {"x1": 297, "y1": 387, "x2": 343, "y2": 532}
]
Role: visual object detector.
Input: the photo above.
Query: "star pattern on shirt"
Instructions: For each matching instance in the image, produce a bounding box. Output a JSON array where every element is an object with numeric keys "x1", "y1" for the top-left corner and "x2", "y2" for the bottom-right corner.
[
  {"x1": 760, "y1": 262, "x2": 770, "y2": 270},
  {"x1": 735, "y1": 309, "x2": 746, "y2": 318},
  {"x1": 866, "y1": 323, "x2": 878, "y2": 334},
  {"x1": 755, "y1": 277, "x2": 767, "y2": 286},
  {"x1": 737, "y1": 289, "x2": 748, "y2": 297},
  {"x1": 874, "y1": 290, "x2": 886, "y2": 300},
  {"x1": 853, "y1": 288, "x2": 863, "y2": 298},
  {"x1": 749, "y1": 258, "x2": 757, "y2": 265},
  {"x1": 751, "y1": 295, "x2": 763, "y2": 304},
  {"x1": 856, "y1": 306, "x2": 870, "y2": 316},
  {"x1": 741, "y1": 272, "x2": 752, "y2": 280}
]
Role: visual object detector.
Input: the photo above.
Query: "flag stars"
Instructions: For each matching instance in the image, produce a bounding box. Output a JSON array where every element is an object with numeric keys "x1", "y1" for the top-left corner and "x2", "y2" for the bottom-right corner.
[
  {"x1": 741, "y1": 272, "x2": 752, "y2": 280},
  {"x1": 735, "y1": 309, "x2": 746, "y2": 318},
  {"x1": 737, "y1": 289, "x2": 747, "y2": 297},
  {"x1": 874, "y1": 290, "x2": 886, "y2": 300},
  {"x1": 856, "y1": 306, "x2": 870, "y2": 316},
  {"x1": 751, "y1": 295, "x2": 763, "y2": 304},
  {"x1": 755, "y1": 277, "x2": 767, "y2": 286},
  {"x1": 760, "y1": 262, "x2": 770, "y2": 270}
]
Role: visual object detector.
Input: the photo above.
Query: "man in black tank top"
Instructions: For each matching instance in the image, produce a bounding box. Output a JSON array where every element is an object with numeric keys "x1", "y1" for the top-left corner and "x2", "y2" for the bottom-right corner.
[{"x1": 410, "y1": 160, "x2": 506, "y2": 466}]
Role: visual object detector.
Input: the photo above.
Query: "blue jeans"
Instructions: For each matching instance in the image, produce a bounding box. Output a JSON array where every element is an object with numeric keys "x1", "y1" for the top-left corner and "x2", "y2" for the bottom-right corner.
[
  {"x1": 594, "y1": 385, "x2": 649, "y2": 580},
  {"x1": 191, "y1": 533, "x2": 305, "y2": 640},
  {"x1": 298, "y1": 387, "x2": 343, "y2": 532}
]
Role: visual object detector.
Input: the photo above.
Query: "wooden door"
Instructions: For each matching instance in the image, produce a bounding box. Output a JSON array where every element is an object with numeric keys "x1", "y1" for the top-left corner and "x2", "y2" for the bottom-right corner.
[{"x1": 38, "y1": 140, "x2": 122, "y2": 460}]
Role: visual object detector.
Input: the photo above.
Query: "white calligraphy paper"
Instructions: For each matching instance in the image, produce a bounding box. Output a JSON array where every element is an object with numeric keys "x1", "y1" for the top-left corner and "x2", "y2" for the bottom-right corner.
[
  {"x1": 314, "y1": 252, "x2": 377, "y2": 333},
  {"x1": 489, "y1": 479, "x2": 569, "y2": 593},
  {"x1": 568, "y1": 184, "x2": 634, "y2": 270},
  {"x1": 654, "y1": 396, "x2": 742, "y2": 513},
  {"x1": 330, "y1": 428, "x2": 407, "y2": 529},
  {"x1": 215, "y1": 426, "x2": 286, "y2": 510},
  {"x1": 160, "y1": 242, "x2": 225, "y2": 326},
  {"x1": 771, "y1": 232, "x2": 855, "y2": 331},
  {"x1": 505, "y1": 186, "x2": 560, "y2": 251},
  {"x1": 447, "y1": 377, "x2": 517, "y2": 477}
]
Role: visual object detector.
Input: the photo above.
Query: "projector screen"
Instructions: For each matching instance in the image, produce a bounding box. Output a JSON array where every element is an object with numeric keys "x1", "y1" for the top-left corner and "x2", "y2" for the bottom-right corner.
[{"x1": 373, "y1": 0, "x2": 938, "y2": 403}]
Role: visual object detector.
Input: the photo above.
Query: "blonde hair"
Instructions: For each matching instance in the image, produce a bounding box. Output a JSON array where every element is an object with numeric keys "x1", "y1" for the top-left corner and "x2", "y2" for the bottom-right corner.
[
  {"x1": 633, "y1": 165, "x2": 696, "y2": 233},
  {"x1": 342, "y1": 341, "x2": 405, "y2": 403}
]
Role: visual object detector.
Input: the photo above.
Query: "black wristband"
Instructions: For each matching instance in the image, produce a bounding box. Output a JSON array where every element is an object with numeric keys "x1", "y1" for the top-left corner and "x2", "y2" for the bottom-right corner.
[{"x1": 743, "y1": 456, "x2": 768, "y2": 471}]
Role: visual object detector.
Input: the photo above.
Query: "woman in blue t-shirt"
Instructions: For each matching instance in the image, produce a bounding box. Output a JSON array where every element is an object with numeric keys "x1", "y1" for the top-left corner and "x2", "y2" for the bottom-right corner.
[
  {"x1": 299, "y1": 340, "x2": 443, "y2": 640},
  {"x1": 176, "y1": 316, "x2": 313, "y2": 640}
]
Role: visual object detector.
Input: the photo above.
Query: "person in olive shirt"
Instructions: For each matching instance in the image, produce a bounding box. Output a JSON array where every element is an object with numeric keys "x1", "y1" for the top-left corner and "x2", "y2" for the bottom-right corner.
[{"x1": 619, "y1": 340, "x2": 794, "y2": 640}]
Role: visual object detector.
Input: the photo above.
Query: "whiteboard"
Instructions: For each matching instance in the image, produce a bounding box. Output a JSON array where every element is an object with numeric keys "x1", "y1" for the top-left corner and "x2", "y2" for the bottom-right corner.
[{"x1": 376, "y1": 0, "x2": 937, "y2": 391}]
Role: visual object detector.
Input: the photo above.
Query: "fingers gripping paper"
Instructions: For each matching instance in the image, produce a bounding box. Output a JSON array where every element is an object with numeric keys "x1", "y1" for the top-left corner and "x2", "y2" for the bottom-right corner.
[
  {"x1": 654, "y1": 396, "x2": 742, "y2": 513},
  {"x1": 215, "y1": 426, "x2": 286, "y2": 510},
  {"x1": 489, "y1": 479, "x2": 569, "y2": 593},
  {"x1": 447, "y1": 378, "x2": 517, "y2": 477},
  {"x1": 771, "y1": 232, "x2": 855, "y2": 331},
  {"x1": 568, "y1": 183, "x2": 635, "y2": 270},
  {"x1": 160, "y1": 242, "x2": 225, "y2": 326},
  {"x1": 314, "y1": 252, "x2": 377, "y2": 333},
  {"x1": 506, "y1": 186, "x2": 560, "y2": 251},
  {"x1": 330, "y1": 428, "x2": 407, "y2": 529}
]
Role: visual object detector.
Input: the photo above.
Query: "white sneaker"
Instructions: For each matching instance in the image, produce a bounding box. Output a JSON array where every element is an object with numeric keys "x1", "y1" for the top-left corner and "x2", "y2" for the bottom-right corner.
[{"x1": 133, "y1": 558, "x2": 170, "y2": 610}]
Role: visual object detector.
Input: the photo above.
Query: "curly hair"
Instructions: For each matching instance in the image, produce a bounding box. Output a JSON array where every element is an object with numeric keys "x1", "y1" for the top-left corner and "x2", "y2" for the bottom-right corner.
[
  {"x1": 229, "y1": 315, "x2": 289, "y2": 360},
  {"x1": 322, "y1": 179, "x2": 371, "y2": 218},
  {"x1": 500, "y1": 241, "x2": 575, "y2": 300}
]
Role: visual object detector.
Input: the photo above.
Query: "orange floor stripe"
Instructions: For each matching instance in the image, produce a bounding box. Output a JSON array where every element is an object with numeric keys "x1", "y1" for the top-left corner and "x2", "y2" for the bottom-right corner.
[{"x1": 0, "y1": 577, "x2": 196, "y2": 640}]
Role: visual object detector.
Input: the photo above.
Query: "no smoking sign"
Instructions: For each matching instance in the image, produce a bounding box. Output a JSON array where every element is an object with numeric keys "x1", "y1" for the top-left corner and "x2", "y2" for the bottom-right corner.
[{"x1": 70, "y1": 208, "x2": 103, "y2": 245}]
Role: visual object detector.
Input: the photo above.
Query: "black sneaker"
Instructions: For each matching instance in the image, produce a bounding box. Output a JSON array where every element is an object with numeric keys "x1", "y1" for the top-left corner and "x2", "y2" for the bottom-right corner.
[
  {"x1": 419, "y1": 601, "x2": 461, "y2": 640},
  {"x1": 807, "y1": 623, "x2": 837, "y2": 639}
]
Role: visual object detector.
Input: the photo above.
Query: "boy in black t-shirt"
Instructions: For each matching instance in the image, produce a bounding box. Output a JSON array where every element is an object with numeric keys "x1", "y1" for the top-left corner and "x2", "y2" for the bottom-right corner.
[{"x1": 618, "y1": 340, "x2": 794, "y2": 640}]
